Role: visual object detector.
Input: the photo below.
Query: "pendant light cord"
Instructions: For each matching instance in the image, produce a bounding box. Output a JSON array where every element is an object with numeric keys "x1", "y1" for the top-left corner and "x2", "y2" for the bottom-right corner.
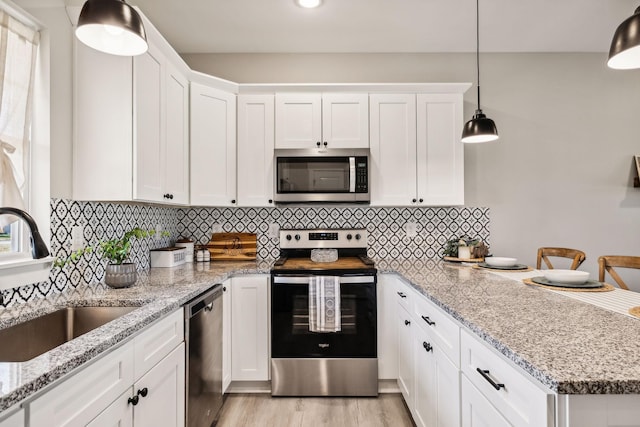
[{"x1": 476, "y1": 0, "x2": 481, "y2": 111}]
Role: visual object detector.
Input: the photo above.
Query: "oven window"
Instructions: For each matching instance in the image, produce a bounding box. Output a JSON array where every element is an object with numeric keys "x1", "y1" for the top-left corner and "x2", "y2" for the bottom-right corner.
[
  {"x1": 277, "y1": 157, "x2": 350, "y2": 193},
  {"x1": 272, "y1": 281, "x2": 377, "y2": 358}
]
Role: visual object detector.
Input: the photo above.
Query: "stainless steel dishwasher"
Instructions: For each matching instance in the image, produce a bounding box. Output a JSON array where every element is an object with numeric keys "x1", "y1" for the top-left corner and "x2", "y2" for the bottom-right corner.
[{"x1": 184, "y1": 284, "x2": 223, "y2": 427}]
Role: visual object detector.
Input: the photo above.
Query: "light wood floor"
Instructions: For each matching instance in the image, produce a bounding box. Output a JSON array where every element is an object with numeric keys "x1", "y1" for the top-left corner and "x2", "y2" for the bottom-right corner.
[{"x1": 215, "y1": 393, "x2": 415, "y2": 427}]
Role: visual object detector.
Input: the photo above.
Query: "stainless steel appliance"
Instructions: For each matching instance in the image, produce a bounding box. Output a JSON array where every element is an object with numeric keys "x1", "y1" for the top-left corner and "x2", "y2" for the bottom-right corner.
[
  {"x1": 274, "y1": 148, "x2": 370, "y2": 203},
  {"x1": 270, "y1": 228, "x2": 377, "y2": 396},
  {"x1": 184, "y1": 284, "x2": 223, "y2": 427}
]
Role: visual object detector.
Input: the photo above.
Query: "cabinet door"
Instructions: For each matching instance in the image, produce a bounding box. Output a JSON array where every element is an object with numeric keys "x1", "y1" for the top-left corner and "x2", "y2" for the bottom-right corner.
[
  {"x1": 231, "y1": 275, "x2": 270, "y2": 381},
  {"x1": 414, "y1": 326, "x2": 460, "y2": 427},
  {"x1": 163, "y1": 64, "x2": 190, "y2": 205},
  {"x1": 134, "y1": 343, "x2": 185, "y2": 427},
  {"x1": 30, "y1": 342, "x2": 134, "y2": 427},
  {"x1": 237, "y1": 95, "x2": 275, "y2": 207},
  {"x1": 275, "y1": 93, "x2": 322, "y2": 148},
  {"x1": 222, "y1": 280, "x2": 232, "y2": 392},
  {"x1": 321, "y1": 93, "x2": 369, "y2": 149},
  {"x1": 73, "y1": 39, "x2": 133, "y2": 201},
  {"x1": 190, "y1": 83, "x2": 237, "y2": 206},
  {"x1": 86, "y1": 390, "x2": 133, "y2": 427},
  {"x1": 397, "y1": 304, "x2": 414, "y2": 408},
  {"x1": 133, "y1": 43, "x2": 164, "y2": 203},
  {"x1": 369, "y1": 94, "x2": 417, "y2": 206},
  {"x1": 377, "y1": 274, "x2": 399, "y2": 380},
  {"x1": 0, "y1": 409, "x2": 24, "y2": 427},
  {"x1": 416, "y1": 94, "x2": 464, "y2": 206},
  {"x1": 461, "y1": 375, "x2": 510, "y2": 427}
]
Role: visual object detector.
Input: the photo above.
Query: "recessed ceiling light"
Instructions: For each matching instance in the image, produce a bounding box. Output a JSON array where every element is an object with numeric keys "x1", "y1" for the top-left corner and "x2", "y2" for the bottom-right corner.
[{"x1": 296, "y1": 0, "x2": 322, "y2": 9}]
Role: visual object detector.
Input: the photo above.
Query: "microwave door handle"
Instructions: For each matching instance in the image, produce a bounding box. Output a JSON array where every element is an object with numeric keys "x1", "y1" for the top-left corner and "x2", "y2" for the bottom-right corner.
[{"x1": 349, "y1": 157, "x2": 356, "y2": 193}]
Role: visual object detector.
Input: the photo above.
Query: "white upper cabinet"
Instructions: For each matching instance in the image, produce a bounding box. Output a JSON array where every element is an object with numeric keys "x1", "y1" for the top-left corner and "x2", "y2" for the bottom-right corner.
[
  {"x1": 416, "y1": 94, "x2": 464, "y2": 206},
  {"x1": 133, "y1": 42, "x2": 190, "y2": 205},
  {"x1": 275, "y1": 93, "x2": 369, "y2": 149},
  {"x1": 237, "y1": 95, "x2": 275, "y2": 207},
  {"x1": 73, "y1": 30, "x2": 189, "y2": 204},
  {"x1": 73, "y1": 40, "x2": 133, "y2": 201},
  {"x1": 369, "y1": 94, "x2": 418, "y2": 206},
  {"x1": 190, "y1": 83, "x2": 237, "y2": 207},
  {"x1": 370, "y1": 92, "x2": 464, "y2": 206}
]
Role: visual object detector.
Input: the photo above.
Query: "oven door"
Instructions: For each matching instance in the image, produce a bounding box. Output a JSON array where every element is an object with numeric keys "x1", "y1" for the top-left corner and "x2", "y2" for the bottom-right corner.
[{"x1": 271, "y1": 274, "x2": 377, "y2": 358}]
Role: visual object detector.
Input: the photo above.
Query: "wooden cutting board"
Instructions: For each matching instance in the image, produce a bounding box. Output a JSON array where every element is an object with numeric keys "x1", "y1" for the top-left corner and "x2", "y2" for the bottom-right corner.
[{"x1": 207, "y1": 233, "x2": 257, "y2": 261}]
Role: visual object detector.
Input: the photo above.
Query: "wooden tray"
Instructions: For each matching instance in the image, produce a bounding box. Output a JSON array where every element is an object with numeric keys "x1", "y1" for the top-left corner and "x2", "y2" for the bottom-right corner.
[
  {"x1": 443, "y1": 256, "x2": 484, "y2": 263},
  {"x1": 207, "y1": 233, "x2": 257, "y2": 261}
]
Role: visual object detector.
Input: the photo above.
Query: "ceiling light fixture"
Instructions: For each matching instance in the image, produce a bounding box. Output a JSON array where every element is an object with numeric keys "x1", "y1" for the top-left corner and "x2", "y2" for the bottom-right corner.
[
  {"x1": 608, "y1": 6, "x2": 640, "y2": 69},
  {"x1": 296, "y1": 0, "x2": 322, "y2": 9},
  {"x1": 76, "y1": 0, "x2": 148, "y2": 56},
  {"x1": 461, "y1": 0, "x2": 498, "y2": 143}
]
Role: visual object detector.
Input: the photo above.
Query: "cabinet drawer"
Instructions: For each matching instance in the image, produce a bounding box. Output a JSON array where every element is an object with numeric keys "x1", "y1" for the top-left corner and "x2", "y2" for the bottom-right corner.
[
  {"x1": 395, "y1": 281, "x2": 413, "y2": 311},
  {"x1": 460, "y1": 329, "x2": 554, "y2": 427},
  {"x1": 30, "y1": 342, "x2": 134, "y2": 427},
  {"x1": 413, "y1": 294, "x2": 460, "y2": 367},
  {"x1": 134, "y1": 310, "x2": 184, "y2": 380}
]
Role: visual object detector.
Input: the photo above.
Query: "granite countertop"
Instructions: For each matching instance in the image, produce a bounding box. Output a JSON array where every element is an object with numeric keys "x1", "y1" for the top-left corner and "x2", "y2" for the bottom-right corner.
[
  {"x1": 2, "y1": 258, "x2": 640, "y2": 414},
  {"x1": 0, "y1": 260, "x2": 272, "y2": 413},
  {"x1": 376, "y1": 259, "x2": 640, "y2": 395}
]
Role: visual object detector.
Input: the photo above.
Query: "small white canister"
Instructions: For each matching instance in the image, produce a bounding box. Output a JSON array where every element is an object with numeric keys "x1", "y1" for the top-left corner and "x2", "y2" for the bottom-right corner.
[{"x1": 175, "y1": 238, "x2": 195, "y2": 263}]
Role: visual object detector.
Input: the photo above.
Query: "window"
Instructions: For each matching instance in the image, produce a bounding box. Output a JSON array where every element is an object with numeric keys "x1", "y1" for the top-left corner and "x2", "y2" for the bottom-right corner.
[{"x1": 0, "y1": 5, "x2": 40, "y2": 261}]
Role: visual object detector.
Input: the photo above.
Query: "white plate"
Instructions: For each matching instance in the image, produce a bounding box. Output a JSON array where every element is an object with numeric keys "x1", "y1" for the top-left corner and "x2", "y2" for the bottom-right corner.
[
  {"x1": 484, "y1": 257, "x2": 518, "y2": 267},
  {"x1": 542, "y1": 269, "x2": 590, "y2": 285}
]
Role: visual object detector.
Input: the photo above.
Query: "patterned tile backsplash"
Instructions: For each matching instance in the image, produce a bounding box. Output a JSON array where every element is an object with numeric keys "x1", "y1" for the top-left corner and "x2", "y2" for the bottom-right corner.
[{"x1": 0, "y1": 199, "x2": 490, "y2": 307}]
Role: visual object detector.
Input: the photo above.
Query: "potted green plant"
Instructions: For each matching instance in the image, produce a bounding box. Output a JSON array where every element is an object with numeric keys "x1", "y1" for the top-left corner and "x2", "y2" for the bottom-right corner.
[
  {"x1": 55, "y1": 227, "x2": 165, "y2": 288},
  {"x1": 443, "y1": 235, "x2": 487, "y2": 259}
]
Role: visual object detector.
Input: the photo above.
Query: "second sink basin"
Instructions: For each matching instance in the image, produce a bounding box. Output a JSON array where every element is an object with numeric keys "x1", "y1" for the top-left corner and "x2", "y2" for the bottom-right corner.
[{"x1": 0, "y1": 306, "x2": 138, "y2": 362}]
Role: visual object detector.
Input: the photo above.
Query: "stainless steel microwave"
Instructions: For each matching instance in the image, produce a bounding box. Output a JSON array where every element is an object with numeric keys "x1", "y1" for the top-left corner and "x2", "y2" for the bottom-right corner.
[{"x1": 274, "y1": 149, "x2": 370, "y2": 203}]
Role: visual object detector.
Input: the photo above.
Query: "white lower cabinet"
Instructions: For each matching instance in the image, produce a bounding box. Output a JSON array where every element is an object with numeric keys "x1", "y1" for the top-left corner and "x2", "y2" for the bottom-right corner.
[
  {"x1": 222, "y1": 279, "x2": 232, "y2": 393},
  {"x1": 376, "y1": 274, "x2": 399, "y2": 380},
  {"x1": 28, "y1": 310, "x2": 185, "y2": 427},
  {"x1": 397, "y1": 304, "x2": 414, "y2": 404},
  {"x1": 0, "y1": 409, "x2": 24, "y2": 427},
  {"x1": 414, "y1": 325, "x2": 460, "y2": 427},
  {"x1": 461, "y1": 374, "x2": 510, "y2": 427},
  {"x1": 230, "y1": 275, "x2": 270, "y2": 382}
]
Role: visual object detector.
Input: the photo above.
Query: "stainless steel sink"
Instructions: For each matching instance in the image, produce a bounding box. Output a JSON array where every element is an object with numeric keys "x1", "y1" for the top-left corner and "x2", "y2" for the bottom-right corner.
[{"x1": 0, "y1": 306, "x2": 138, "y2": 362}]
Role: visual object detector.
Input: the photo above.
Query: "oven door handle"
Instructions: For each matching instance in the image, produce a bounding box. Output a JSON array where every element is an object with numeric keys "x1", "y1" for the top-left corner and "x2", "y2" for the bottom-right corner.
[{"x1": 272, "y1": 275, "x2": 374, "y2": 284}]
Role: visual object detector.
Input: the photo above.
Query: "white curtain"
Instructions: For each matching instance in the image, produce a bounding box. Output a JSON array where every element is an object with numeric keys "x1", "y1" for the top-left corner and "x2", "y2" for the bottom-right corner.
[{"x1": 0, "y1": 8, "x2": 39, "y2": 227}]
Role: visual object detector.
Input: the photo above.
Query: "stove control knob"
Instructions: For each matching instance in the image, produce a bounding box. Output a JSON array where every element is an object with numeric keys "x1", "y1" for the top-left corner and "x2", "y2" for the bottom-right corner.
[
  {"x1": 295, "y1": 234, "x2": 301, "y2": 241},
  {"x1": 286, "y1": 234, "x2": 292, "y2": 241},
  {"x1": 355, "y1": 233, "x2": 362, "y2": 240},
  {"x1": 346, "y1": 234, "x2": 353, "y2": 240}
]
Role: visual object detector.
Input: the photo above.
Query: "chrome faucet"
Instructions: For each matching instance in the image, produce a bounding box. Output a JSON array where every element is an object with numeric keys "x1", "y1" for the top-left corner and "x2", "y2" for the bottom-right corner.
[{"x1": 0, "y1": 207, "x2": 50, "y2": 259}]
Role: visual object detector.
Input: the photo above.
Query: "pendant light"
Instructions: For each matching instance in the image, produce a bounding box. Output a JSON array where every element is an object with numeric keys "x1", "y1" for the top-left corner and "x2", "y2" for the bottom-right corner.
[
  {"x1": 461, "y1": 0, "x2": 499, "y2": 143},
  {"x1": 608, "y1": 6, "x2": 640, "y2": 70},
  {"x1": 75, "y1": 0, "x2": 148, "y2": 56}
]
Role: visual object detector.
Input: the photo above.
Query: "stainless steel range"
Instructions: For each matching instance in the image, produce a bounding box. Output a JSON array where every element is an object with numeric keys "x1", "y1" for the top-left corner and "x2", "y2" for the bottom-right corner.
[{"x1": 270, "y1": 228, "x2": 377, "y2": 397}]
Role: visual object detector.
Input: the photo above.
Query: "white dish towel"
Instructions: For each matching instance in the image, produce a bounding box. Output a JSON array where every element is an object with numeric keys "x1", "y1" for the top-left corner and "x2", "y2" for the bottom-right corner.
[{"x1": 308, "y1": 276, "x2": 341, "y2": 333}]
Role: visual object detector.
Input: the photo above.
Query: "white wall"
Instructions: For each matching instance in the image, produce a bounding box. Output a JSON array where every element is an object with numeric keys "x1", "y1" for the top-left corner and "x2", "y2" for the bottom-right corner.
[{"x1": 184, "y1": 52, "x2": 640, "y2": 289}]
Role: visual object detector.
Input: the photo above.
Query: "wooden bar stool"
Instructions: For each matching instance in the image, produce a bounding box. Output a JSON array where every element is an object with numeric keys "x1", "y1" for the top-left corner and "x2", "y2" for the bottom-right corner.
[
  {"x1": 536, "y1": 247, "x2": 586, "y2": 270},
  {"x1": 597, "y1": 256, "x2": 640, "y2": 290}
]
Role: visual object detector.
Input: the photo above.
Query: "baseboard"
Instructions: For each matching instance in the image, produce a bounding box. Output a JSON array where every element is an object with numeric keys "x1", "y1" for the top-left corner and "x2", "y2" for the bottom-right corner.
[
  {"x1": 378, "y1": 379, "x2": 400, "y2": 394},
  {"x1": 226, "y1": 379, "x2": 400, "y2": 395}
]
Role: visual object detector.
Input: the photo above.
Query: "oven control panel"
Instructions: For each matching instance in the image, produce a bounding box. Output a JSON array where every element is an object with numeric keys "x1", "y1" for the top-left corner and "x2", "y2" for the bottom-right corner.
[{"x1": 279, "y1": 228, "x2": 368, "y2": 249}]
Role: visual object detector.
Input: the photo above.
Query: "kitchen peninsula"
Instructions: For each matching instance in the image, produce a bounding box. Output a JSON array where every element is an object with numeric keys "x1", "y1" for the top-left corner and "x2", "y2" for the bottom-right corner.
[{"x1": 1, "y1": 260, "x2": 639, "y2": 426}]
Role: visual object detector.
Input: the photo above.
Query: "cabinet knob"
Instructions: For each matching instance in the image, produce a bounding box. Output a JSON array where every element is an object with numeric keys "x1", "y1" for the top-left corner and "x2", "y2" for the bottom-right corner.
[
  {"x1": 128, "y1": 395, "x2": 139, "y2": 406},
  {"x1": 163, "y1": 193, "x2": 170, "y2": 199},
  {"x1": 231, "y1": 199, "x2": 236, "y2": 204},
  {"x1": 169, "y1": 194, "x2": 174, "y2": 200},
  {"x1": 419, "y1": 198, "x2": 423, "y2": 203},
  {"x1": 268, "y1": 199, "x2": 273, "y2": 204},
  {"x1": 223, "y1": 286, "x2": 227, "y2": 292},
  {"x1": 323, "y1": 141, "x2": 328, "y2": 147},
  {"x1": 137, "y1": 387, "x2": 148, "y2": 398},
  {"x1": 316, "y1": 141, "x2": 321, "y2": 147},
  {"x1": 423, "y1": 342, "x2": 433, "y2": 352},
  {"x1": 412, "y1": 198, "x2": 417, "y2": 203},
  {"x1": 397, "y1": 291, "x2": 407, "y2": 298},
  {"x1": 404, "y1": 319, "x2": 411, "y2": 326}
]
